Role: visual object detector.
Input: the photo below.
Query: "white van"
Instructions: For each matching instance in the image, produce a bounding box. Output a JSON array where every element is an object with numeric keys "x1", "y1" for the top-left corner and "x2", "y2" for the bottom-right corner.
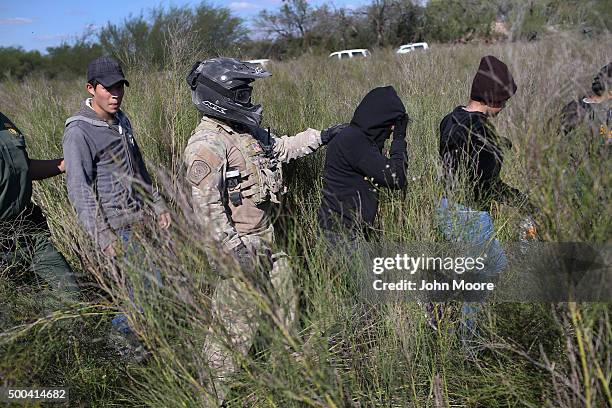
[
  {"x1": 396, "y1": 42, "x2": 429, "y2": 54},
  {"x1": 329, "y1": 49, "x2": 371, "y2": 60}
]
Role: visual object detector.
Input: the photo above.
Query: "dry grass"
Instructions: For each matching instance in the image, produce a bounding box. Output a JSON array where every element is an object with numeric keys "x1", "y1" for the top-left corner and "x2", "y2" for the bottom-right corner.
[{"x1": 0, "y1": 33, "x2": 610, "y2": 406}]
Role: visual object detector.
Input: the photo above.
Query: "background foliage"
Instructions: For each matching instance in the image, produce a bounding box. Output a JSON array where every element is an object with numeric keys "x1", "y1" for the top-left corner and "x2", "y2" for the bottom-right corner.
[{"x1": 1, "y1": 0, "x2": 611, "y2": 79}]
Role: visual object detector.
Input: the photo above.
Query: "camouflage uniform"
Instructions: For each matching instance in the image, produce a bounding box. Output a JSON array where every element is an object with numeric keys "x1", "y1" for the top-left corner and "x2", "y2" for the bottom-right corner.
[
  {"x1": 561, "y1": 98, "x2": 611, "y2": 144},
  {"x1": 184, "y1": 115, "x2": 322, "y2": 404}
]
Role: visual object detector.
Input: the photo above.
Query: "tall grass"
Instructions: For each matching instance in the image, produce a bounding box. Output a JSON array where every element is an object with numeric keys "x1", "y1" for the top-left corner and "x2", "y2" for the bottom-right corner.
[{"x1": 0, "y1": 33, "x2": 610, "y2": 407}]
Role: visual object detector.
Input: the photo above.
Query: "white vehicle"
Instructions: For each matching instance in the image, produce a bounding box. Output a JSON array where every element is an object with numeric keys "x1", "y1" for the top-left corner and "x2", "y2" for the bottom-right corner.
[
  {"x1": 396, "y1": 42, "x2": 429, "y2": 54},
  {"x1": 329, "y1": 49, "x2": 371, "y2": 60},
  {"x1": 245, "y1": 59, "x2": 271, "y2": 67}
]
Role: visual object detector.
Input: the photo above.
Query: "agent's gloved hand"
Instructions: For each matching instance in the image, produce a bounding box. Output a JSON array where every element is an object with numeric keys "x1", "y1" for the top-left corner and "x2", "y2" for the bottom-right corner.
[
  {"x1": 321, "y1": 123, "x2": 349, "y2": 145},
  {"x1": 393, "y1": 113, "x2": 409, "y2": 140},
  {"x1": 233, "y1": 242, "x2": 256, "y2": 275}
]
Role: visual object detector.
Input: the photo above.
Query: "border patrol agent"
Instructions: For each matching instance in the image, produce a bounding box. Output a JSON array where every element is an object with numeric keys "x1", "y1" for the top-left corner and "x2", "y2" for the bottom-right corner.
[
  {"x1": 561, "y1": 62, "x2": 611, "y2": 145},
  {"x1": 184, "y1": 58, "x2": 346, "y2": 404},
  {"x1": 1, "y1": 111, "x2": 78, "y2": 302}
]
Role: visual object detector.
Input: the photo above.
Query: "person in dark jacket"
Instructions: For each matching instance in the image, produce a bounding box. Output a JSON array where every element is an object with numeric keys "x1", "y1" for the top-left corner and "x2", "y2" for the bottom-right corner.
[
  {"x1": 318, "y1": 86, "x2": 408, "y2": 244},
  {"x1": 438, "y1": 56, "x2": 535, "y2": 340}
]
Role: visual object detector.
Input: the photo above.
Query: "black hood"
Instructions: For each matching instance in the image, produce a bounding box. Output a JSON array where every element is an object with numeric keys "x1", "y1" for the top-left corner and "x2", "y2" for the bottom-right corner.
[{"x1": 350, "y1": 86, "x2": 406, "y2": 150}]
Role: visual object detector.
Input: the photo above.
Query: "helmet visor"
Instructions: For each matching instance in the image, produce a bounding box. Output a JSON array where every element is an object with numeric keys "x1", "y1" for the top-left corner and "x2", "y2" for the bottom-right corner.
[{"x1": 233, "y1": 86, "x2": 253, "y2": 104}]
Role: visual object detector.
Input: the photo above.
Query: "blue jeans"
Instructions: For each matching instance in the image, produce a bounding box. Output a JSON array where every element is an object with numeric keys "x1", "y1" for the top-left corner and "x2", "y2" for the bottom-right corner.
[
  {"x1": 437, "y1": 198, "x2": 507, "y2": 335},
  {"x1": 437, "y1": 198, "x2": 507, "y2": 278},
  {"x1": 110, "y1": 228, "x2": 161, "y2": 335}
]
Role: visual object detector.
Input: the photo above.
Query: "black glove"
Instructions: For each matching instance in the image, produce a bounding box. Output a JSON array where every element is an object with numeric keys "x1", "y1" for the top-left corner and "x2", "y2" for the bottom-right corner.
[
  {"x1": 233, "y1": 242, "x2": 256, "y2": 275},
  {"x1": 392, "y1": 114, "x2": 409, "y2": 140},
  {"x1": 321, "y1": 123, "x2": 349, "y2": 145},
  {"x1": 233, "y1": 242, "x2": 274, "y2": 276}
]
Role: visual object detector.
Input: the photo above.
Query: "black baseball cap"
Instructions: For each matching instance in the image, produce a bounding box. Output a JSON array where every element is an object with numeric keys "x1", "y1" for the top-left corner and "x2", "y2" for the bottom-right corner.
[{"x1": 87, "y1": 57, "x2": 130, "y2": 88}]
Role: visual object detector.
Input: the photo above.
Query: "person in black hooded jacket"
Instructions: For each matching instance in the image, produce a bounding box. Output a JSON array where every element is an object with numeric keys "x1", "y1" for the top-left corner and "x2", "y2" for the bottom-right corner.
[{"x1": 318, "y1": 86, "x2": 409, "y2": 241}]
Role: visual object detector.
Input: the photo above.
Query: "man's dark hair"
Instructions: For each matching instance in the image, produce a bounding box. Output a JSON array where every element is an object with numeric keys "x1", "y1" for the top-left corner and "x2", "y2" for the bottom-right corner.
[{"x1": 88, "y1": 80, "x2": 99, "y2": 89}]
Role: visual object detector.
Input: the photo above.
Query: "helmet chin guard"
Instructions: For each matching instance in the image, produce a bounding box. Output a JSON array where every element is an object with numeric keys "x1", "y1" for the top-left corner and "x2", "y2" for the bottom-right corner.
[{"x1": 187, "y1": 58, "x2": 271, "y2": 127}]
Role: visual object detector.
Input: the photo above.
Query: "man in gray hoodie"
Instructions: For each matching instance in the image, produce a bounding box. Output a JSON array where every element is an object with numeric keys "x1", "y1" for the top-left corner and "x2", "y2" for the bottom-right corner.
[
  {"x1": 63, "y1": 57, "x2": 170, "y2": 359},
  {"x1": 63, "y1": 57, "x2": 170, "y2": 255}
]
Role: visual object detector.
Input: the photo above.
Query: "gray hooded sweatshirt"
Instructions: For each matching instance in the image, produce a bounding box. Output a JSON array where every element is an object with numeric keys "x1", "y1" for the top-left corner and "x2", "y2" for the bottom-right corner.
[{"x1": 63, "y1": 99, "x2": 166, "y2": 250}]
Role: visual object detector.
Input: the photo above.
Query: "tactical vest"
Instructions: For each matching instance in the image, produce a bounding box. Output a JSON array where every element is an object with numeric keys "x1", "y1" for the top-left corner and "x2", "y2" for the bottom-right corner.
[{"x1": 230, "y1": 134, "x2": 285, "y2": 205}]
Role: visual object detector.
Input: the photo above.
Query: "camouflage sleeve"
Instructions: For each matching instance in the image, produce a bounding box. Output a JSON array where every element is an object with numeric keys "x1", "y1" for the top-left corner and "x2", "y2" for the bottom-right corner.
[
  {"x1": 184, "y1": 134, "x2": 242, "y2": 251},
  {"x1": 271, "y1": 128, "x2": 322, "y2": 163},
  {"x1": 560, "y1": 98, "x2": 589, "y2": 134}
]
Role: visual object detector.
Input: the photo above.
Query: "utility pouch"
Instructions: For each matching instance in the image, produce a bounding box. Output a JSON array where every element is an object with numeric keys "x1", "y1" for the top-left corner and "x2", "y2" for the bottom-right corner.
[{"x1": 226, "y1": 167, "x2": 243, "y2": 206}]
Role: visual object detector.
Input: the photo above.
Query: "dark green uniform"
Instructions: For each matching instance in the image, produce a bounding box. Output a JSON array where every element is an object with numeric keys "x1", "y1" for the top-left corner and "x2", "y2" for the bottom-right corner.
[{"x1": 0, "y1": 112, "x2": 78, "y2": 301}]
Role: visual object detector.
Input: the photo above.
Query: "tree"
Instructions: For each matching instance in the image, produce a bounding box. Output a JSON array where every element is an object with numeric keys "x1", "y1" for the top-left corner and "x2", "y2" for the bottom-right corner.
[
  {"x1": 307, "y1": 6, "x2": 364, "y2": 52},
  {"x1": 502, "y1": 0, "x2": 612, "y2": 40},
  {"x1": 423, "y1": 0, "x2": 497, "y2": 42},
  {"x1": 392, "y1": 0, "x2": 426, "y2": 44},
  {"x1": 363, "y1": 0, "x2": 396, "y2": 47},
  {"x1": 0, "y1": 47, "x2": 44, "y2": 80},
  {"x1": 357, "y1": 0, "x2": 426, "y2": 47},
  {"x1": 256, "y1": 0, "x2": 316, "y2": 50},
  {"x1": 99, "y1": 2, "x2": 247, "y2": 67},
  {"x1": 193, "y1": 5, "x2": 247, "y2": 55},
  {"x1": 45, "y1": 30, "x2": 103, "y2": 79}
]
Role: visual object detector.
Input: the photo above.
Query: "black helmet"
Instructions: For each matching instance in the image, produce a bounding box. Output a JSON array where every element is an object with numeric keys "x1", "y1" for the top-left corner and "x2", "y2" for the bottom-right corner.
[
  {"x1": 591, "y1": 62, "x2": 612, "y2": 96},
  {"x1": 187, "y1": 58, "x2": 271, "y2": 127}
]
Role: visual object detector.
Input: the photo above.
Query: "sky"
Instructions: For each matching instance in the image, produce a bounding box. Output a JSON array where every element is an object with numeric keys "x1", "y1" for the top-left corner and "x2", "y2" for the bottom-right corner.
[{"x1": 0, "y1": 0, "x2": 371, "y2": 53}]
